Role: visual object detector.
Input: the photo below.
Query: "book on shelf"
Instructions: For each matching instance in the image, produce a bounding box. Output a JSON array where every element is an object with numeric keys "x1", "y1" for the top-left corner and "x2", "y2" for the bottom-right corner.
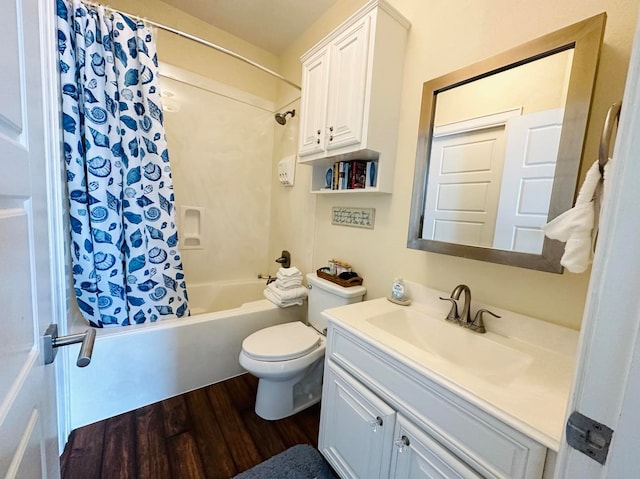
[
  {"x1": 350, "y1": 160, "x2": 367, "y2": 189},
  {"x1": 329, "y1": 160, "x2": 375, "y2": 190}
]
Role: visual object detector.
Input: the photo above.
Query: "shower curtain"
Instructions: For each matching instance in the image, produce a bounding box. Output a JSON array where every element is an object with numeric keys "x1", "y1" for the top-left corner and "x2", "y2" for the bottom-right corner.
[{"x1": 57, "y1": 0, "x2": 189, "y2": 327}]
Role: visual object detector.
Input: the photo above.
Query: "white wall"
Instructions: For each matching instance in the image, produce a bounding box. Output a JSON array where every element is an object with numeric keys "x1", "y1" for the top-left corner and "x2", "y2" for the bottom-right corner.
[
  {"x1": 267, "y1": 99, "x2": 318, "y2": 277},
  {"x1": 161, "y1": 66, "x2": 276, "y2": 284}
]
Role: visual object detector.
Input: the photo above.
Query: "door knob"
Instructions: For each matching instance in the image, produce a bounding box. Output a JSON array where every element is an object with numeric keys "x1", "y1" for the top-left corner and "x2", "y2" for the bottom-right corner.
[{"x1": 43, "y1": 324, "x2": 96, "y2": 367}]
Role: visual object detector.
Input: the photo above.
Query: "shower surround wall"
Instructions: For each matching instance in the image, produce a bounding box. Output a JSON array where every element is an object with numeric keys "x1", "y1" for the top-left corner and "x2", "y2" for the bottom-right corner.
[{"x1": 160, "y1": 64, "x2": 276, "y2": 284}]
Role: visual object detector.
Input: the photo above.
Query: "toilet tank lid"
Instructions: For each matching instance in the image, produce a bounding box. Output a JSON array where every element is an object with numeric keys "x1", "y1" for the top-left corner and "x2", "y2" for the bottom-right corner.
[{"x1": 306, "y1": 273, "x2": 366, "y2": 299}]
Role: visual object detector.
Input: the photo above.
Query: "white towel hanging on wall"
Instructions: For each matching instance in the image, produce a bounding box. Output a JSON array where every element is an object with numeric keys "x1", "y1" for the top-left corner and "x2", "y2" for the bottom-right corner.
[
  {"x1": 543, "y1": 160, "x2": 608, "y2": 273},
  {"x1": 544, "y1": 102, "x2": 621, "y2": 273}
]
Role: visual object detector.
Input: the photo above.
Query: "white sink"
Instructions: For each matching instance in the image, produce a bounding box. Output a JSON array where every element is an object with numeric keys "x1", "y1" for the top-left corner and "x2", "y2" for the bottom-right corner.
[
  {"x1": 366, "y1": 308, "x2": 533, "y2": 383},
  {"x1": 322, "y1": 287, "x2": 579, "y2": 449}
]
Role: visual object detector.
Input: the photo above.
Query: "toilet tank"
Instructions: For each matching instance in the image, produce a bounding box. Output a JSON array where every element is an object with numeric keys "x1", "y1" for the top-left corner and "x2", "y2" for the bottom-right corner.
[{"x1": 306, "y1": 273, "x2": 366, "y2": 333}]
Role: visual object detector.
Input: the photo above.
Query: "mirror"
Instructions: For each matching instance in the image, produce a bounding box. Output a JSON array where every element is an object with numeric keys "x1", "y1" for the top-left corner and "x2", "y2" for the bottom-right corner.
[{"x1": 407, "y1": 14, "x2": 606, "y2": 273}]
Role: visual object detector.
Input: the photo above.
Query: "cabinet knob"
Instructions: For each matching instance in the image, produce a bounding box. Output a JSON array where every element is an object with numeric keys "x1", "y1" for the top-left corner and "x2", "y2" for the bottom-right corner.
[
  {"x1": 368, "y1": 416, "x2": 383, "y2": 432},
  {"x1": 394, "y1": 435, "x2": 411, "y2": 452},
  {"x1": 329, "y1": 126, "x2": 334, "y2": 132},
  {"x1": 329, "y1": 136, "x2": 333, "y2": 141},
  {"x1": 316, "y1": 139, "x2": 320, "y2": 144},
  {"x1": 317, "y1": 129, "x2": 321, "y2": 135}
]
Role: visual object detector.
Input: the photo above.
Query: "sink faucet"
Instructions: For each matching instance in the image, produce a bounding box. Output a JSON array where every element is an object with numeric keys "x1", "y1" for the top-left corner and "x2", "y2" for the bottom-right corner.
[
  {"x1": 451, "y1": 284, "x2": 472, "y2": 324},
  {"x1": 439, "y1": 284, "x2": 471, "y2": 324},
  {"x1": 439, "y1": 284, "x2": 499, "y2": 334}
]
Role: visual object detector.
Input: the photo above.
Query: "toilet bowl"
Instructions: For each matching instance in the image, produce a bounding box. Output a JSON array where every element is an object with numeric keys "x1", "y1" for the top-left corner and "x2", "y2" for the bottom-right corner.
[{"x1": 239, "y1": 273, "x2": 366, "y2": 420}]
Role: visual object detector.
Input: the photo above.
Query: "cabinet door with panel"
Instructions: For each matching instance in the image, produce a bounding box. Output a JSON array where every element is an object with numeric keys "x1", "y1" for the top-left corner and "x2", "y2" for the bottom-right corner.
[
  {"x1": 324, "y1": 15, "x2": 371, "y2": 152},
  {"x1": 319, "y1": 363, "x2": 396, "y2": 479},
  {"x1": 390, "y1": 415, "x2": 484, "y2": 479},
  {"x1": 299, "y1": 48, "x2": 330, "y2": 157}
]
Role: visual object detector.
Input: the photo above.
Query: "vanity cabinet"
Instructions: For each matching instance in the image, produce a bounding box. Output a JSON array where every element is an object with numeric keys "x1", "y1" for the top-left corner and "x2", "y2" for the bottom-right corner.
[
  {"x1": 391, "y1": 415, "x2": 482, "y2": 479},
  {"x1": 319, "y1": 322, "x2": 549, "y2": 479},
  {"x1": 321, "y1": 363, "x2": 395, "y2": 478},
  {"x1": 322, "y1": 362, "x2": 482, "y2": 479},
  {"x1": 297, "y1": 0, "x2": 409, "y2": 194}
]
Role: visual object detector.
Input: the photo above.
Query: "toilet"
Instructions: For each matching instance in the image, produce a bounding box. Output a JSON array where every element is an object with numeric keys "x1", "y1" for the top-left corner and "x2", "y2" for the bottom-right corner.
[{"x1": 239, "y1": 272, "x2": 366, "y2": 420}]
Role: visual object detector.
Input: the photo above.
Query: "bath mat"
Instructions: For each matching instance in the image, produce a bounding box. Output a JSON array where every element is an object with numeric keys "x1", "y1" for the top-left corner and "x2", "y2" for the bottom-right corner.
[{"x1": 232, "y1": 444, "x2": 337, "y2": 479}]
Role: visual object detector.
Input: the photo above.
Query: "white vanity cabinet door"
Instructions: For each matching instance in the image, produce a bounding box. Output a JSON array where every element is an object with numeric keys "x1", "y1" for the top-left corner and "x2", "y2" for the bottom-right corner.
[
  {"x1": 299, "y1": 48, "x2": 330, "y2": 157},
  {"x1": 320, "y1": 362, "x2": 396, "y2": 479},
  {"x1": 324, "y1": 15, "x2": 371, "y2": 153},
  {"x1": 391, "y1": 415, "x2": 483, "y2": 479}
]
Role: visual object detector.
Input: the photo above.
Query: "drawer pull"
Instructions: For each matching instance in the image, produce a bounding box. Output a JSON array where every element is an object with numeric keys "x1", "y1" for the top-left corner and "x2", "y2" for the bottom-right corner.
[
  {"x1": 369, "y1": 416, "x2": 383, "y2": 432},
  {"x1": 394, "y1": 435, "x2": 410, "y2": 452}
]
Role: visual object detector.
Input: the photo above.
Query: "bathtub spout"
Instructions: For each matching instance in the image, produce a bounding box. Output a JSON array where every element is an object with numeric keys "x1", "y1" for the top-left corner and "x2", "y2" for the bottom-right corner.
[{"x1": 275, "y1": 250, "x2": 291, "y2": 269}]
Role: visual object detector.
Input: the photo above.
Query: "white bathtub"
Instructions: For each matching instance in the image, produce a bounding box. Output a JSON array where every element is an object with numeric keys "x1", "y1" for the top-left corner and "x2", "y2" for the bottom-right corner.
[{"x1": 65, "y1": 279, "x2": 305, "y2": 429}]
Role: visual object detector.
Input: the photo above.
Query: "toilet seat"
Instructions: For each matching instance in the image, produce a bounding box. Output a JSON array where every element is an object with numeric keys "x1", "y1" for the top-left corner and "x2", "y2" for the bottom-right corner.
[{"x1": 242, "y1": 322, "x2": 321, "y2": 362}]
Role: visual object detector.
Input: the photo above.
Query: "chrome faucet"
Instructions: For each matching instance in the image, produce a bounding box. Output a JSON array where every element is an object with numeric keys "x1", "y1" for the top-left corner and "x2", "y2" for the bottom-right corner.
[{"x1": 439, "y1": 284, "x2": 500, "y2": 334}]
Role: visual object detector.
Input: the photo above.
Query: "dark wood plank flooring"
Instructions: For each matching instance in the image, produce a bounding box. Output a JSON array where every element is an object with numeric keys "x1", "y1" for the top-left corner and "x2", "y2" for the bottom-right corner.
[{"x1": 60, "y1": 374, "x2": 321, "y2": 479}]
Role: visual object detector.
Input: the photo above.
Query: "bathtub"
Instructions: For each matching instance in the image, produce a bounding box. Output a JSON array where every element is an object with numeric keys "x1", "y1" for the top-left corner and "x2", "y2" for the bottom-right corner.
[{"x1": 65, "y1": 279, "x2": 305, "y2": 430}]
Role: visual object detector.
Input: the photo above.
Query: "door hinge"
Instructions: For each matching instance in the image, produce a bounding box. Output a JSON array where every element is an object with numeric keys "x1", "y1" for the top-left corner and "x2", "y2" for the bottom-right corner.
[{"x1": 565, "y1": 411, "x2": 613, "y2": 465}]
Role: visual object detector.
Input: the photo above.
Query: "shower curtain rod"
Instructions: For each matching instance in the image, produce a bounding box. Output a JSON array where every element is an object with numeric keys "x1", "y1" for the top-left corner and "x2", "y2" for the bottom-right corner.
[{"x1": 81, "y1": 1, "x2": 301, "y2": 90}]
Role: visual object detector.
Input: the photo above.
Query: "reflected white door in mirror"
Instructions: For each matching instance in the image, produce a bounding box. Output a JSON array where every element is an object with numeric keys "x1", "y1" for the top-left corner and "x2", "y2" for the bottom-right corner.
[{"x1": 423, "y1": 107, "x2": 565, "y2": 255}]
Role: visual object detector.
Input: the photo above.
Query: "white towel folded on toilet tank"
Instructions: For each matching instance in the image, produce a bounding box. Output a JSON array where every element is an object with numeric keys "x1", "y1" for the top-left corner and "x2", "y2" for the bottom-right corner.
[
  {"x1": 263, "y1": 288, "x2": 305, "y2": 308},
  {"x1": 543, "y1": 160, "x2": 608, "y2": 273},
  {"x1": 267, "y1": 283, "x2": 308, "y2": 302},
  {"x1": 277, "y1": 266, "x2": 302, "y2": 278},
  {"x1": 275, "y1": 278, "x2": 302, "y2": 290}
]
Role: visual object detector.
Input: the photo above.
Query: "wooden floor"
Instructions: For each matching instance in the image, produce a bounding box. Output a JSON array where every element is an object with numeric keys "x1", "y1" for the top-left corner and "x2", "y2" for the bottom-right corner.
[{"x1": 59, "y1": 374, "x2": 321, "y2": 479}]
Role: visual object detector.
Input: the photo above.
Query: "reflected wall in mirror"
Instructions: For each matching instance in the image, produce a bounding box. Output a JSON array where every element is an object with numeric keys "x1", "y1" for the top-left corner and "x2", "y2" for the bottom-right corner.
[{"x1": 408, "y1": 14, "x2": 606, "y2": 273}]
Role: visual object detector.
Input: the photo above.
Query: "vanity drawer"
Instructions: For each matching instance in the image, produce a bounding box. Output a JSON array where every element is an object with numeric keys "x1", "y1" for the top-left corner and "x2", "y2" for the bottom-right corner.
[{"x1": 327, "y1": 324, "x2": 546, "y2": 479}]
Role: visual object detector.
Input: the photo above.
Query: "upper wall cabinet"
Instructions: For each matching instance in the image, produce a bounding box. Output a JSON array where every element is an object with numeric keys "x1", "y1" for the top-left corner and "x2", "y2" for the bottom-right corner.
[{"x1": 297, "y1": 0, "x2": 410, "y2": 194}]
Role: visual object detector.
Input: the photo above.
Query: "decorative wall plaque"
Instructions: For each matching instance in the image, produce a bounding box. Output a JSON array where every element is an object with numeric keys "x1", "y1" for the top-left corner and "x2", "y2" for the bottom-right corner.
[{"x1": 331, "y1": 207, "x2": 375, "y2": 229}]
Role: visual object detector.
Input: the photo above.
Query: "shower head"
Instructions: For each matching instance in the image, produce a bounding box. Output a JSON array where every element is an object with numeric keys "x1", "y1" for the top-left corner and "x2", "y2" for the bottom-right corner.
[{"x1": 275, "y1": 109, "x2": 295, "y2": 125}]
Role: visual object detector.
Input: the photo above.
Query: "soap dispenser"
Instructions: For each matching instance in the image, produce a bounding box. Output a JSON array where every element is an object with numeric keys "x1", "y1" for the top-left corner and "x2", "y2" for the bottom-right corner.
[
  {"x1": 391, "y1": 277, "x2": 405, "y2": 300},
  {"x1": 388, "y1": 277, "x2": 411, "y2": 305}
]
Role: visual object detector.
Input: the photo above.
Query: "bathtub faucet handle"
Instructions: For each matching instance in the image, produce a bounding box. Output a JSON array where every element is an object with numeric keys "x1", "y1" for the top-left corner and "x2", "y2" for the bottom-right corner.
[{"x1": 258, "y1": 274, "x2": 276, "y2": 285}]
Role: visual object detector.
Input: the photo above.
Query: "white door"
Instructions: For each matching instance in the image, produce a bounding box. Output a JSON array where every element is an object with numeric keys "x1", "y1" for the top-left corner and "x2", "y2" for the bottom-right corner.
[
  {"x1": 493, "y1": 108, "x2": 563, "y2": 253},
  {"x1": 0, "y1": 0, "x2": 60, "y2": 477},
  {"x1": 423, "y1": 125, "x2": 508, "y2": 247},
  {"x1": 555, "y1": 9, "x2": 640, "y2": 478}
]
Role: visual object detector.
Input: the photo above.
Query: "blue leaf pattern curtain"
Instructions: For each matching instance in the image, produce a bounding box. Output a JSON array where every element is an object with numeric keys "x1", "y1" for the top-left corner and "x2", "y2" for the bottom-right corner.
[{"x1": 57, "y1": 0, "x2": 189, "y2": 327}]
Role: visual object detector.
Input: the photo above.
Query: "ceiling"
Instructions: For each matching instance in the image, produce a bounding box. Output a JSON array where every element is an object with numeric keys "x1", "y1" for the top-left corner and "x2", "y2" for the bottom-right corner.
[{"x1": 162, "y1": 0, "x2": 340, "y2": 54}]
